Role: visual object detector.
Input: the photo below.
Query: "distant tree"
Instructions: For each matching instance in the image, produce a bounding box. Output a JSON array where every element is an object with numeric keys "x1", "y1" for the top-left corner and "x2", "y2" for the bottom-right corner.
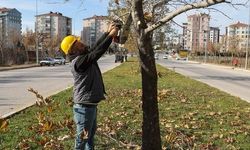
[
  {"x1": 23, "y1": 28, "x2": 36, "y2": 62},
  {"x1": 0, "y1": 38, "x2": 5, "y2": 65},
  {"x1": 228, "y1": 35, "x2": 242, "y2": 57},
  {"x1": 42, "y1": 35, "x2": 60, "y2": 57}
]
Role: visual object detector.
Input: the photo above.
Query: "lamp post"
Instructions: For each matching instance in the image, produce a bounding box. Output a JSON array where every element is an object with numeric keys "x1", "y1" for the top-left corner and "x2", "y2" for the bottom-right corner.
[
  {"x1": 245, "y1": 4, "x2": 250, "y2": 70},
  {"x1": 204, "y1": 30, "x2": 208, "y2": 63},
  {"x1": 35, "y1": 0, "x2": 39, "y2": 64},
  {"x1": 73, "y1": 9, "x2": 86, "y2": 35}
]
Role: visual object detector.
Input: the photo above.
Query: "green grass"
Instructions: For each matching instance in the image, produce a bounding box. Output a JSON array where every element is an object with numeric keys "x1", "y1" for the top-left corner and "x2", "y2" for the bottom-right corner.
[{"x1": 1, "y1": 58, "x2": 250, "y2": 149}]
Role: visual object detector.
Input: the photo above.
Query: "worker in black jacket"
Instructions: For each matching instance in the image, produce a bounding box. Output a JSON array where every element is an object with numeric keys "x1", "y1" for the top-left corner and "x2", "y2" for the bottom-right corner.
[{"x1": 60, "y1": 22, "x2": 119, "y2": 150}]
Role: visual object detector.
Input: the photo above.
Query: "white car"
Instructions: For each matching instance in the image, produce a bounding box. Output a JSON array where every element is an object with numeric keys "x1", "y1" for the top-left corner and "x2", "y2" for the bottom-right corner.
[
  {"x1": 163, "y1": 54, "x2": 168, "y2": 59},
  {"x1": 54, "y1": 57, "x2": 66, "y2": 65},
  {"x1": 154, "y1": 53, "x2": 159, "y2": 60},
  {"x1": 39, "y1": 57, "x2": 56, "y2": 66},
  {"x1": 176, "y1": 56, "x2": 187, "y2": 61}
]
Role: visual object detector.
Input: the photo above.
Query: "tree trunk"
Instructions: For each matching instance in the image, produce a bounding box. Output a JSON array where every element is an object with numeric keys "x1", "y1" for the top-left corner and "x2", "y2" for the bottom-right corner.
[
  {"x1": 138, "y1": 31, "x2": 161, "y2": 150},
  {"x1": 132, "y1": 0, "x2": 161, "y2": 149}
]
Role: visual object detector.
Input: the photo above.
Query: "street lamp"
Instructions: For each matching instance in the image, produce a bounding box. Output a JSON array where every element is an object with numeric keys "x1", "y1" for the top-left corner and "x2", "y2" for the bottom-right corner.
[
  {"x1": 73, "y1": 9, "x2": 86, "y2": 35},
  {"x1": 35, "y1": 0, "x2": 39, "y2": 64},
  {"x1": 245, "y1": 4, "x2": 250, "y2": 70},
  {"x1": 203, "y1": 30, "x2": 208, "y2": 63}
]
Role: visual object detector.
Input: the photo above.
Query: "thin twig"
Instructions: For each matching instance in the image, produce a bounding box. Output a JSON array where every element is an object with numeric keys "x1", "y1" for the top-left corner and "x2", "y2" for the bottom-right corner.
[{"x1": 97, "y1": 131, "x2": 140, "y2": 148}]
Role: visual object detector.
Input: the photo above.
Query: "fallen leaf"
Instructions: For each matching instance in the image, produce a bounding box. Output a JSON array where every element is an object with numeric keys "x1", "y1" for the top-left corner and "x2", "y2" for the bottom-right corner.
[{"x1": 0, "y1": 119, "x2": 8, "y2": 132}]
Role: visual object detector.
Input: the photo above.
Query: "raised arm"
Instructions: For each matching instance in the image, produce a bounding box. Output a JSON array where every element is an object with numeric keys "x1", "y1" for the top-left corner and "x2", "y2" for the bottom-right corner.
[{"x1": 75, "y1": 23, "x2": 119, "y2": 72}]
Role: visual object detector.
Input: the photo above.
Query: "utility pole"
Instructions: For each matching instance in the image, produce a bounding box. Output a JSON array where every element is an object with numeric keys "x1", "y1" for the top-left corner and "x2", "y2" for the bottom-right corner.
[
  {"x1": 204, "y1": 30, "x2": 208, "y2": 63},
  {"x1": 35, "y1": 0, "x2": 39, "y2": 64},
  {"x1": 245, "y1": 4, "x2": 250, "y2": 70}
]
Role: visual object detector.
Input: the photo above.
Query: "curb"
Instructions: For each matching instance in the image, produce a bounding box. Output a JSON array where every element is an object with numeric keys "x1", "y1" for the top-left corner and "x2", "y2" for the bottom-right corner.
[
  {"x1": 0, "y1": 64, "x2": 39, "y2": 72},
  {"x1": 188, "y1": 60, "x2": 250, "y2": 73}
]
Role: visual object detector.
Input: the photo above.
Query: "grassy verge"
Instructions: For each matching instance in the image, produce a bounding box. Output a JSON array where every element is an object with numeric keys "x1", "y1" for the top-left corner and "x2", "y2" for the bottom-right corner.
[{"x1": 1, "y1": 58, "x2": 250, "y2": 149}]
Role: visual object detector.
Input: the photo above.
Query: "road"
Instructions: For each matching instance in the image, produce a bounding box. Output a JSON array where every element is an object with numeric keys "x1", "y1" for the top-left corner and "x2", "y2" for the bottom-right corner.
[
  {"x1": 0, "y1": 55, "x2": 120, "y2": 118},
  {"x1": 157, "y1": 56, "x2": 250, "y2": 103}
]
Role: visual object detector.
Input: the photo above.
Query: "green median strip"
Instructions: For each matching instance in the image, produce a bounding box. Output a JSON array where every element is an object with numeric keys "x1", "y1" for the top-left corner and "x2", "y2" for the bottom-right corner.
[{"x1": 1, "y1": 57, "x2": 250, "y2": 149}]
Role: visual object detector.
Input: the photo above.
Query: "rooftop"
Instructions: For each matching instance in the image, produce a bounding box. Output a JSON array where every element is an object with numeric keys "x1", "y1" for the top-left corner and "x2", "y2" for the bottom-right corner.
[
  {"x1": 36, "y1": 11, "x2": 71, "y2": 19},
  {"x1": 0, "y1": 7, "x2": 11, "y2": 13},
  {"x1": 229, "y1": 21, "x2": 248, "y2": 28},
  {"x1": 83, "y1": 15, "x2": 108, "y2": 21}
]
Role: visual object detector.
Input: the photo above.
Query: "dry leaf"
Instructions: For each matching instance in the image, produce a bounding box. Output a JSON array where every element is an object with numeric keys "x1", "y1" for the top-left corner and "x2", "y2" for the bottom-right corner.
[
  {"x1": 0, "y1": 119, "x2": 8, "y2": 132},
  {"x1": 80, "y1": 129, "x2": 89, "y2": 140}
]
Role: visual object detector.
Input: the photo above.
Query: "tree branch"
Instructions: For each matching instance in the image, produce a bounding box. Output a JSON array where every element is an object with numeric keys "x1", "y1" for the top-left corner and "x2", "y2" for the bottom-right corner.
[
  {"x1": 152, "y1": 0, "x2": 171, "y2": 14},
  {"x1": 145, "y1": 0, "x2": 230, "y2": 34},
  {"x1": 207, "y1": 7, "x2": 232, "y2": 20}
]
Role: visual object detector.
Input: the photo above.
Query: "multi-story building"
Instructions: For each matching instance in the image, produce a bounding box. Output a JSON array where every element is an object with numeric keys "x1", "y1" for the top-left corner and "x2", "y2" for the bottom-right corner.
[
  {"x1": 81, "y1": 15, "x2": 109, "y2": 47},
  {"x1": 182, "y1": 23, "x2": 188, "y2": 49},
  {"x1": 186, "y1": 13, "x2": 210, "y2": 53},
  {"x1": 226, "y1": 22, "x2": 250, "y2": 52},
  {"x1": 0, "y1": 7, "x2": 21, "y2": 47},
  {"x1": 36, "y1": 11, "x2": 72, "y2": 43},
  {"x1": 209, "y1": 27, "x2": 220, "y2": 44}
]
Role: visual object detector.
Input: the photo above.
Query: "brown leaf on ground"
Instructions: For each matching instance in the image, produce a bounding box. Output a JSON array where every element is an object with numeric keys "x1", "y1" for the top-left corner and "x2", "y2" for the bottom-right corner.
[
  {"x1": 80, "y1": 129, "x2": 89, "y2": 140},
  {"x1": 0, "y1": 119, "x2": 8, "y2": 132}
]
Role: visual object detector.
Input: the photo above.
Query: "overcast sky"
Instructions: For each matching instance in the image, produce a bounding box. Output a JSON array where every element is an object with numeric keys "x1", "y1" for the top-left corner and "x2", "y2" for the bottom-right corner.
[{"x1": 0, "y1": 0, "x2": 249, "y2": 35}]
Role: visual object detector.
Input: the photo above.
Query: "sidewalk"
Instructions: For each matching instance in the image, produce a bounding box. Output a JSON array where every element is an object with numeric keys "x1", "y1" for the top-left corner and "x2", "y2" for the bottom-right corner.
[
  {"x1": 0, "y1": 63, "x2": 39, "y2": 72},
  {"x1": 187, "y1": 60, "x2": 250, "y2": 74}
]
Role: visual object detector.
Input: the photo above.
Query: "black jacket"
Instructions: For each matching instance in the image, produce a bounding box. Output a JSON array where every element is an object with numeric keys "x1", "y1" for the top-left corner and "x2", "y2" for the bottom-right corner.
[{"x1": 70, "y1": 33, "x2": 112, "y2": 104}]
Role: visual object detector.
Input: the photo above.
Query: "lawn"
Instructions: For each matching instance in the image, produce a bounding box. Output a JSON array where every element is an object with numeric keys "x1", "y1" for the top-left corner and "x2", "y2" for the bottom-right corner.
[{"x1": 1, "y1": 58, "x2": 250, "y2": 149}]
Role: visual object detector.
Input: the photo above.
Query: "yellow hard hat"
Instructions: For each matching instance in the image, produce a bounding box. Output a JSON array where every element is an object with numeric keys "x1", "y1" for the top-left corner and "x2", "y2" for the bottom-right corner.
[{"x1": 60, "y1": 35, "x2": 80, "y2": 54}]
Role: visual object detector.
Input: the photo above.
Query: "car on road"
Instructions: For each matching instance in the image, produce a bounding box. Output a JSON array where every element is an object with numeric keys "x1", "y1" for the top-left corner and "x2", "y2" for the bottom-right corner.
[
  {"x1": 154, "y1": 53, "x2": 159, "y2": 60},
  {"x1": 54, "y1": 57, "x2": 66, "y2": 65},
  {"x1": 39, "y1": 57, "x2": 56, "y2": 66},
  {"x1": 163, "y1": 54, "x2": 168, "y2": 59},
  {"x1": 176, "y1": 56, "x2": 187, "y2": 61}
]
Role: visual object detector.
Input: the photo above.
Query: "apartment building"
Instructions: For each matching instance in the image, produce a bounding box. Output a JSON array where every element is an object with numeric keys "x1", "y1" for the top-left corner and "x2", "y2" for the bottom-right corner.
[
  {"x1": 182, "y1": 23, "x2": 188, "y2": 49},
  {"x1": 36, "y1": 11, "x2": 72, "y2": 42},
  {"x1": 0, "y1": 7, "x2": 21, "y2": 47},
  {"x1": 81, "y1": 15, "x2": 109, "y2": 47},
  {"x1": 209, "y1": 27, "x2": 220, "y2": 44},
  {"x1": 226, "y1": 21, "x2": 250, "y2": 52},
  {"x1": 186, "y1": 13, "x2": 210, "y2": 53}
]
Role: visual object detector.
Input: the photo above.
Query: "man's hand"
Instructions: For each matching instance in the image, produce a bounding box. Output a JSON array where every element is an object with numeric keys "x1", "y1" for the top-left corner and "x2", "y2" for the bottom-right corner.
[
  {"x1": 107, "y1": 22, "x2": 116, "y2": 33},
  {"x1": 109, "y1": 27, "x2": 119, "y2": 37}
]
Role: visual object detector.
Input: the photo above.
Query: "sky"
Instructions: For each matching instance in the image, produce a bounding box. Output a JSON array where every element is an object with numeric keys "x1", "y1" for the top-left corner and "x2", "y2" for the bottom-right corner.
[
  {"x1": 0, "y1": 0, "x2": 249, "y2": 35},
  {"x1": 0, "y1": 0, "x2": 110, "y2": 35}
]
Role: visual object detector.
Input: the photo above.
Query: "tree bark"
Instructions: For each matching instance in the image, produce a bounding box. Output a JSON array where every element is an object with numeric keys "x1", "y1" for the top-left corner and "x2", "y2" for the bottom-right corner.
[
  {"x1": 132, "y1": 0, "x2": 161, "y2": 149},
  {"x1": 139, "y1": 32, "x2": 161, "y2": 150}
]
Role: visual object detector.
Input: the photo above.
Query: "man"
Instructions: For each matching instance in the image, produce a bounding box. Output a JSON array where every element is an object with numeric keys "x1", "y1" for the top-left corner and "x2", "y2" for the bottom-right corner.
[{"x1": 60, "y1": 23, "x2": 119, "y2": 150}]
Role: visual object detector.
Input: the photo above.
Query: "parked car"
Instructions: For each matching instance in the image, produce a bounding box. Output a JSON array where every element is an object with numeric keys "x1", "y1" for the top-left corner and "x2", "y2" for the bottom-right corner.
[
  {"x1": 163, "y1": 54, "x2": 168, "y2": 59},
  {"x1": 176, "y1": 56, "x2": 187, "y2": 61},
  {"x1": 39, "y1": 57, "x2": 56, "y2": 66},
  {"x1": 154, "y1": 53, "x2": 159, "y2": 60},
  {"x1": 54, "y1": 57, "x2": 66, "y2": 65}
]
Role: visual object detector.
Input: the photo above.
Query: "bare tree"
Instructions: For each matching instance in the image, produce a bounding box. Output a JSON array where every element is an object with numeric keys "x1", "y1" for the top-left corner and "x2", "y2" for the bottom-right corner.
[
  {"x1": 228, "y1": 35, "x2": 242, "y2": 57},
  {"x1": 23, "y1": 28, "x2": 36, "y2": 63},
  {"x1": 117, "y1": 1, "x2": 237, "y2": 149},
  {"x1": 0, "y1": 38, "x2": 5, "y2": 65}
]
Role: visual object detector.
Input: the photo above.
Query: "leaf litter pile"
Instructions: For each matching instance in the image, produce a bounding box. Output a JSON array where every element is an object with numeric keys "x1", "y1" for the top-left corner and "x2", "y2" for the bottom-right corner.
[{"x1": 1, "y1": 60, "x2": 250, "y2": 149}]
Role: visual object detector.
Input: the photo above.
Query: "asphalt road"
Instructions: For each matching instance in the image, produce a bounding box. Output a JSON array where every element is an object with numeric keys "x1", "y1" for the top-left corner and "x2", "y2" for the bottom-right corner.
[
  {"x1": 157, "y1": 55, "x2": 250, "y2": 103},
  {"x1": 0, "y1": 55, "x2": 120, "y2": 118}
]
